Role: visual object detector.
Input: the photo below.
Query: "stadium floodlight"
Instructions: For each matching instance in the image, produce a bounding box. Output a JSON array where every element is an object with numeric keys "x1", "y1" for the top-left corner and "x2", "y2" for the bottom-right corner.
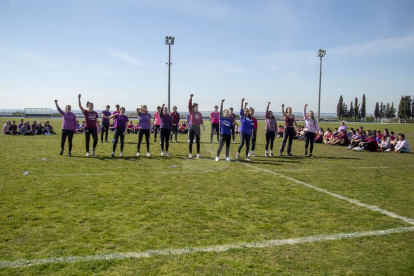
[
  {"x1": 317, "y1": 49, "x2": 326, "y2": 122},
  {"x1": 165, "y1": 36, "x2": 175, "y2": 112}
]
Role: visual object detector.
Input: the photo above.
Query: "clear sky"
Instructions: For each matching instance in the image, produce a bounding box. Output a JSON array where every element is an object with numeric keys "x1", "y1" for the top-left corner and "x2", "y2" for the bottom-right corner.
[{"x1": 0, "y1": 0, "x2": 413, "y2": 113}]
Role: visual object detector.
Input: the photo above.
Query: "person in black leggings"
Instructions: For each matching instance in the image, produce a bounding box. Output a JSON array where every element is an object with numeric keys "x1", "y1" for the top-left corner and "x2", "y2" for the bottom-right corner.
[
  {"x1": 110, "y1": 107, "x2": 129, "y2": 157},
  {"x1": 55, "y1": 100, "x2": 77, "y2": 157},
  {"x1": 136, "y1": 105, "x2": 152, "y2": 156},
  {"x1": 78, "y1": 94, "x2": 99, "y2": 157},
  {"x1": 160, "y1": 104, "x2": 173, "y2": 155},
  {"x1": 279, "y1": 104, "x2": 299, "y2": 156},
  {"x1": 101, "y1": 105, "x2": 111, "y2": 143}
]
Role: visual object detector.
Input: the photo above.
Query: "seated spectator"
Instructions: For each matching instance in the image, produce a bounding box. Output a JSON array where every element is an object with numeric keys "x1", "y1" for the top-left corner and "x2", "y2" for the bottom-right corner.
[
  {"x1": 127, "y1": 121, "x2": 135, "y2": 134},
  {"x1": 109, "y1": 122, "x2": 115, "y2": 133},
  {"x1": 234, "y1": 123, "x2": 240, "y2": 135},
  {"x1": 80, "y1": 121, "x2": 86, "y2": 133},
  {"x1": 347, "y1": 127, "x2": 354, "y2": 140},
  {"x1": 36, "y1": 122, "x2": 45, "y2": 135},
  {"x1": 393, "y1": 133, "x2": 410, "y2": 153},
  {"x1": 276, "y1": 125, "x2": 284, "y2": 138},
  {"x1": 379, "y1": 131, "x2": 391, "y2": 151},
  {"x1": 332, "y1": 127, "x2": 339, "y2": 137},
  {"x1": 9, "y1": 121, "x2": 18, "y2": 135},
  {"x1": 46, "y1": 121, "x2": 56, "y2": 134},
  {"x1": 134, "y1": 122, "x2": 140, "y2": 134},
  {"x1": 31, "y1": 121, "x2": 37, "y2": 135},
  {"x1": 20, "y1": 122, "x2": 33, "y2": 136},
  {"x1": 17, "y1": 119, "x2": 24, "y2": 132},
  {"x1": 338, "y1": 121, "x2": 347, "y2": 133},
  {"x1": 315, "y1": 128, "x2": 324, "y2": 143},
  {"x1": 328, "y1": 129, "x2": 349, "y2": 146},
  {"x1": 390, "y1": 131, "x2": 396, "y2": 141},
  {"x1": 2, "y1": 120, "x2": 11, "y2": 134},
  {"x1": 353, "y1": 131, "x2": 378, "y2": 152},
  {"x1": 347, "y1": 130, "x2": 364, "y2": 149},
  {"x1": 323, "y1": 129, "x2": 333, "y2": 144}
]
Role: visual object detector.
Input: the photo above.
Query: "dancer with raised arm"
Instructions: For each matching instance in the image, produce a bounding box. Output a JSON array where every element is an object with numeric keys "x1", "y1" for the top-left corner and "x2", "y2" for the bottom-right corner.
[
  {"x1": 279, "y1": 104, "x2": 299, "y2": 156},
  {"x1": 210, "y1": 105, "x2": 220, "y2": 143},
  {"x1": 109, "y1": 107, "x2": 129, "y2": 157},
  {"x1": 153, "y1": 106, "x2": 161, "y2": 142},
  {"x1": 136, "y1": 105, "x2": 151, "y2": 156},
  {"x1": 265, "y1": 102, "x2": 277, "y2": 157},
  {"x1": 55, "y1": 99, "x2": 76, "y2": 157},
  {"x1": 78, "y1": 94, "x2": 99, "y2": 157},
  {"x1": 237, "y1": 98, "x2": 253, "y2": 161},
  {"x1": 216, "y1": 99, "x2": 233, "y2": 161},
  {"x1": 303, "y1": 104, "x2": 319, "y2": 157},
  {"x1": 188, "y1": 94, "x2": 205, "y2": 158},
  {"x1": 249, "y1": 107, "x2": 258, "y2": 156},
  {"x1": 228, "y1": 107, "x2": 236, "y2": 143},
  {"x1": 101, "y1": 105, "x2": 111, "y2": 143},
  {"x1": 160, "y1": 104, "x2": 173, "y2": 156}
]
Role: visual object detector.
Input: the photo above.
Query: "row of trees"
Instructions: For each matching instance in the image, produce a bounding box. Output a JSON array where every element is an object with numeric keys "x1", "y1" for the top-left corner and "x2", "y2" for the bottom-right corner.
[{"x1": 336, "y1": 95, "x2": 414, "y2": 122}]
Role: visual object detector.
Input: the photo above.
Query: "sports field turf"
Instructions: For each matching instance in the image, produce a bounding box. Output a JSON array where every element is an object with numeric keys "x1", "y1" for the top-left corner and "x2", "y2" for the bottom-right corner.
[{"x1": 0, "y1": 119, "x2": 413, "y2": 275}]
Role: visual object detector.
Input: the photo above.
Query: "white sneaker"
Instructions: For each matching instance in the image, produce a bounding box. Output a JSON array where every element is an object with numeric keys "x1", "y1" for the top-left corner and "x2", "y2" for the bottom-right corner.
[
  {"x1": 193, "y1": 139, "x2": 196, "y2": 142},
  {"x1": 385, "y1": 148, "x2": 391, "y2": 152},
  {"x1": 188, "y1": 139, "x2": 190, "y2": 143},
  {"x1": 166, "y1": 151, "x2": 169, "y2": 156},
  {"x1": 215, "y1": 157, "x2": 220, "y2": 162},
  {"x1": 245, "y1": 156, "x2": 251, "y2": 161},
  {"x1": 91, "y1": 148, "x2": 95, "y2": 156},
  {"x1": 265, "y1": 150, "x2": 268, "y2": 157},
  {"x1": 161, "y1": 151, "x2": 164, "y2": 155},
  {"x1": 251, "y1": 151, "x2": 254, "y2": 157},
  {"x1": 354, "y1": 147, "x2": 363, "y2": 151},
  {"x1": 248, "y1": 152, "x2": 251, "y2": 157},
  {"x1": 226, "y1": 157, "x2": 231, "y2": 162},
  {"x1": 347, "y1": 146, "x2": 352, "y2": 149},
  {"x1": 111, "y1": 152, "x2": 115, "y2": 157},
  {"x1": 236, "y1": 153, "x2": 240, "y2": 159},
  {"x1": 233, "y1": 140, "x2": 236, "y2": 144},
  {"x1": 147, "y1": 152, "x2": 151, "y2": 156},
  {"x1": 137, "y1": 152, "x2": 140, "y2": 156},
  {"x1": 86, "y1": 152, "x2": 90, "y2": 157},
  {"x1": 189, "y1": 153, "x2": 193, "y2": 158},
  {"x1": 120, "y1": 152, "x2": 123, "y2": 157},
  {"x1": 197, "y1": 154, "x2": 201, "y2": 158}
]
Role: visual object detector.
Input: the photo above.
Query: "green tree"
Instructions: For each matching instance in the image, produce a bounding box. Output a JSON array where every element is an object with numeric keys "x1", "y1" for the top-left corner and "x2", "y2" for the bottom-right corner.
[
  {"x1": 398, "y1": 96, "x2": 404, "y2": 119},
  {"x1": 337, "y1": 95, "x2": 344, "y2": 120},
  {"x1": 354, "y1": 97, "x2": 359, "y2": 122},
  {"x1": 361, "y1": 94, "x2": 366, "y2": 121},
  {"x1": 374, "y1": 102, "x2": 380, "y2": 122},
  {"x1": 380, "y1": 102, "x2": 384, "y2": 119},
  {"x1": 349, "y1": 101, "x2": 354, "y2": 120}
]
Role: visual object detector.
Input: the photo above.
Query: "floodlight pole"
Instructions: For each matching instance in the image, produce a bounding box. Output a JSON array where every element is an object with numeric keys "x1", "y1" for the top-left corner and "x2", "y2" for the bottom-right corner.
[
  {"x1": 317, "y1": 49, "x2": 326, "y2": 123},
  {"x1": 165, "y1": 36, "x2": 175, "y2": 113}
]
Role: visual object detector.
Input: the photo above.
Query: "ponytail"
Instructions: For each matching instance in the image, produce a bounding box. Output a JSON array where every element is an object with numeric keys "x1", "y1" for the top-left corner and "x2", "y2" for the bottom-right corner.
[{"x1": 86, "y1": 101, "x2": 90, "y2": 107}]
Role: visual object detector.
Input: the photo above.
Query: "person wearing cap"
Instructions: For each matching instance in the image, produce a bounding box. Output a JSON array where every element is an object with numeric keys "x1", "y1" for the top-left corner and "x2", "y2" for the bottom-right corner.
[
  {"x1": 101, "y1": 105, "x2": 111, "y2": 143},
  {"x1": 170, "y1": 106, "x2": 180, "y2": 143},
  {"x1": 210, "y1": 105, "x2": 220, "y2": 143},
  {"x1": 188, "y1": 94, "x2": 205, "y2": 158},
  {"x1": 153, "y1": 106, "x2": 161, "y2": 142},
  {"x1": 111, "y1": 104, "x2": 120, "y2": 143}
]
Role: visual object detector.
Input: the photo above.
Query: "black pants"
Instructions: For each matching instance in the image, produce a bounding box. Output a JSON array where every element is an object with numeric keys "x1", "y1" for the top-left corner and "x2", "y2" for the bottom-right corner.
[
  {"x1": 238, "y1": 133, "x2": 251, "y2": 156},
  {"x1": 364, "y1": 142, "x2": 377, "y2": 152},
  {"x1": 160, "y1": 128, "x2": 171, "y2": 152},
  {"x1": 101, "y1": 122, "x2": 109, "y2": 141},
  {"x1": 189, "y1": 128, "x2": 200, "y2": 154},
  {"x1": 280, "y1": 127, "x2": 295, "y2": 153},
  {"x1": 153, "y1": 125, "x2": 160, "y2": 141},
  {"x1": 230, "y1": 125, "x2": 235, "y2": 141},
  {"x1": 61, "y1": 129, "x2": 74, "y2": 152},
  {"x1": 217, "y1": 134, "x2": 231, "y2": 157},
  {"x1": 251, "y1": 129, "x2": 257, "y2": 151},
  {"x1": 171, "y1": 125, "x2": 178, "y2": 141},
  {"x1": 305, "y1": 132, "x2": 316, "y2": 154},
  {"x1": 113, "y1": 127, "x2": 126, "y2": 152},
  {"x1": 265, "y1": 131, "x2": 275, "y2": 151},
  {"x1": 210, "y1": 123, "x2": 219, "y2": 142},
  {"x1": 85, "y1": 128, "x2": 98, "y2": 152},
  {"x1": 138, "y1": 129, "x2": 150, "y2": 153}
]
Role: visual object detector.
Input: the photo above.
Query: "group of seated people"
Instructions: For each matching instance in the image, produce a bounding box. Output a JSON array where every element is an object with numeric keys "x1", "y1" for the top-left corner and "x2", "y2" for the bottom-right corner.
[{"x1": 2, "y1": 119, "x2": 56, "y2": 136}]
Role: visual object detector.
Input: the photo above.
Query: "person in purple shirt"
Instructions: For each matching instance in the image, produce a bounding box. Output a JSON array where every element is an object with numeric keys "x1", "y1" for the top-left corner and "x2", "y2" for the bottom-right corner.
[
  {"x1": 216, "y1": 99, "x2": 233, "y2": 162},
  {"x1": 279, "y1": 104, "x2": 299, "y2": 156},
  {"x1": 78, "y1": 94, "x2": 99, "y2": 157},
  {"x1": 101, "y1": 105, "x2": 111, "y2": 143},
  {"x1": 265, "y1": 102, "x2": 277, "y2": 157},
  {"x1": 109, "y1": 107, "x2": 129, "y2": 157},
  {"x1": 136, "y1": 105, "x2": 152, "y2": 157},
  {"x1": 55, "y1": 99, "x2": 76, "y2": 157},
  {"x1": 159, "y1": 104, "x2": 173, "y2": 155}
]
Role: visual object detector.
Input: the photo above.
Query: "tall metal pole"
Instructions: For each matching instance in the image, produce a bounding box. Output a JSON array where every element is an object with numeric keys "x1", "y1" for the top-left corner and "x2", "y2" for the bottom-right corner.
[
  {"x1": 168, "y1": 43, "x2": 171, "y2": 113},
  {"x1": 317, "y1": 55, "x2": 322, "y2": 123}
]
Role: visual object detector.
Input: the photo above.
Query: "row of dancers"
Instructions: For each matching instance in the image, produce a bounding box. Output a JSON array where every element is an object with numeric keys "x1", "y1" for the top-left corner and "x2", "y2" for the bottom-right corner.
[{"x1": 54, "y1": 94, "x2": 319, "y2": 159}]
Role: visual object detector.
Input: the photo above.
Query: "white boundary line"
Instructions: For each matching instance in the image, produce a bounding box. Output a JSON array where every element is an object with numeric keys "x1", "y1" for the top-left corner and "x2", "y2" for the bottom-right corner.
[
  {"x1": 1, "y1": 226, "x2": 413, "y2": 268},
  {"x1": 239, "y1": 162, "x2": 414, "y2": 225}
]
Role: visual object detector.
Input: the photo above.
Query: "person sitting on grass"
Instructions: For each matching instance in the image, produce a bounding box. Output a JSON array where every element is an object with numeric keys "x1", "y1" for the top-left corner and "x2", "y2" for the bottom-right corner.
[
  {"x1": 338, "y1": 121, "x2": 347, "y2": 133},
  {"x1": 9, "y1": 121, "x2": 18, "y2": 135},
  {"x1": 20, "y1": 122, "x2": 33, "y2": 136},
  {"x1": 127, "y1": 121, "x2": 135, "y2": 134},
  {"x1": 35, "y1": 122, "x2": 44, "y2": 135},
  {"x1": 379, "y1": 130, "x2": 392, "y2": 151},
  {"x1": 376, "y1": 130, "x2": 383, "y2": 143},
  {"x1": 234, "y1": 123, "x2": 240, "y2": 136},
  {"x1": 31, "y1": 121, "x2": 37, "y2": 135},
  {"x1": 393, "y1": 133, "x2": 410, "y2": 153},
  {"x1": 315, "y1": 128, "x2": 324, "y2": 144},
  {"x1": 347, "y1": 127, "x2": 354, "y2": 140},
  {"x1": 109, "y1": 122, "x2": 114, "y2": 133},
  {"x1": 328, "y1": 129, "x2": 349, "y2": 146},
  {"x1": 17, "y1": 119, "x2": 24, "y2": 132},
  {"x1": 323, "y1": 128, "x2": 333, "y2": 144},
  {"x1": 390, "y1": 131, "x2": 396, "y2": 141},
  {"x1": 352, "y1": 131, "x2": 378, "y2": 152},
  {"x1": 347, "y1": 130, "x2": 365, "y2": 149},
  {"x1": 134, "y1": 122, "x2": 140, "y2": 134},
  {"x1": 276, "y1": 125, "x2": 284, "y2": 138},
  {"x1": 2, "y1": 120, "x2": 11, "y2": 134}
]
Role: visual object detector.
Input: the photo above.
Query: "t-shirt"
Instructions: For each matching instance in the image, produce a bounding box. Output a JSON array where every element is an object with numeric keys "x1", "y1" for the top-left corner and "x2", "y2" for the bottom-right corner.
[
  {"x1": 83, "y1": 110, "x2": 99, "y2": 129},
  {"x1": 188, "y1": 99, "x2": 203, "y2": 127},
  {"x1": 211, "y1": 111, "x2": 220, "y2": 124},
  {"x1": 114, "y1": 114, "x2": 129, "y2": 128},
  {"x1": 171, "y1": 112, "x2": 180, "y2": 125},
  {"x1": 228, "y1": 113, "x2": 236, "y2": 124},
  {"x1": 153, "y1": 112, "x2": 161, "y2": 126},
  {"x1": 101, "y1": 110, "x2": 111, "y2": 123},
  {"x1": 138, "y1": 112, "x2": 151, "y2": 129},
  {"x1": 220, "y1": 116, "x2": 233, "y2": 135},
  {"x1": 251, "y1": 117, "x2": 258, "y2": 130},
  {"x1": 239, "y1": 109, "x2": 253, "y2": 135},
  {"x1": 9, "y1": 125, "x2": 17, "y2": 132}
]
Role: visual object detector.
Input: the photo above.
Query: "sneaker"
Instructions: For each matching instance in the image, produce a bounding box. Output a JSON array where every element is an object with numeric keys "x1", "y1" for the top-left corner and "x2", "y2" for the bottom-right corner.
[
  {"x1": 347, "y1": 145, "x2": 352, "y2": 149},
  {"x1": 305, "y1": 149, "x2": 308, "y2": 155},
  {"x1": 265, "y1": 150, "x2": 268, "y2": 157},
  {"x1": 270, "y1": 151, "x2": 274, "y2": 157},
  {"x1": 120, "y1": 152, "x2": 123, "y2": 157},
  {"x1": 60, "y1": 149, "x2": 64, "y2": 155},
  {"x1": 112, "y1": 139, "x2": 115, "y2": 143},
  {"x1": 197, "y1": 154, "x2": 201, "y2": 158},
  {"x1": 233, "y1": 140, "x2": 236, "y2": 144},
  {"x1": 226, "y1": 157, "x2": 231, "y2": 162},
  {"x1": 385, "y1": 148, "x2": 391, "y2": 152},
  {"x1": 236, "y1": 153, "x2": 240, "y2": 159},
  {"x1": 86, "y1": 152, "x2": 90, "y2": 157},
  {"x1": 352, "y1": 147, "x2": 361, "y2": 151},
  {"x1": 111, "y1": 152, "x2": 115, "y2": 157},
  {"x1": 166, "y1": 151, "x2": 169, "y2": 156},
  {"x1": 193, "y1": 139, "x2": 196, "y2": 142},
  {"x1": 147, "y1": 152, "x2": 151, "y2": 156},
  {"x1": 91, "y1": 148, "x2": 95, "y2": 156},
  {"x1": 175, "y1": 140, "x2": 178, "y2": 143},
  {"x1": 161, "y1": 151, "x2": 164, "y2": 156},
  {"x1": 137, "y1": 152, "x2": 140, "y2": 156},
  {"x1": 67, "y1": 152, "x2": 71, "y2": 157},
  {"x1": 354, "y1": 147, "x2": 364, "y2": 151},
  {"x1": 245, "y1": 156, "x2": 251, "y2": 161},
  {"x1": 251, "y1": 151, "x2": 254, "y2": 157},
  {"x1": 309, "y1": 153, "x2": 314, "y2": 158},
  {"x1": 287, "y1": 153, "x2": 293, "y2": 156},
  {"x1": 248, "y1": 152, "x2": 251, "y2": 157},
  {"x1": 189, "y1": 153, "x2": 193, "y2": 158},
  {"x1": 215, "y1": 157, "x2": 220, "y2": 162},
  {"x1": 188, "y1": 139, "x2": 190, "y2": 143}
]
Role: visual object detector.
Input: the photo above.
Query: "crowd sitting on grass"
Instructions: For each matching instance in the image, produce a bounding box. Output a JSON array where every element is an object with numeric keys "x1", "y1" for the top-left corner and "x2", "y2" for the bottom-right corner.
[{"x1": 2, "y1": 119, "x2": 56, "y2": 136}]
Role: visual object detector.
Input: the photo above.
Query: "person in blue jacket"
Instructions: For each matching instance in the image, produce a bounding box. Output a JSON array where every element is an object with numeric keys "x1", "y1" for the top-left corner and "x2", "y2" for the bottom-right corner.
[
  {"x1": 236, "y1": 98, "x2": 254, "y2": 161},
  {"x1": 216, "y1": 99, "x2": 233, "y2": 162}
]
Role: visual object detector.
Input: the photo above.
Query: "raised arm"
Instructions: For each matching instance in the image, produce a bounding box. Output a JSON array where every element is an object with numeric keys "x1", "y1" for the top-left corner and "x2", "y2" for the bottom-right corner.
[
  {"x1": 281, "y1": 104, "x2": 286, "y2": 117},
  {"x1": 240, "y1": 98, "x2": 245, "y2": 110},
  {"x1": 220, "y1": 99, "x2": 225, "y2": 117},
  {"x1": 78, "y1": 94, "x2": 85, "y2": 113},
  {"x1": 55, "y1": 100, "x2": 64, "y2": 115},
  {"x1": 303, "y1": 104, "x2": 308, "y2": 120},
  {"x1": 160, "y1": 104, "x2": 165, "y2": 118},
  {"x1": 188, "y1": 94, "x2": 194, "y2": 113},
  {"x1": 265, "y1": 102, "x2": 270, "y2": 119}
]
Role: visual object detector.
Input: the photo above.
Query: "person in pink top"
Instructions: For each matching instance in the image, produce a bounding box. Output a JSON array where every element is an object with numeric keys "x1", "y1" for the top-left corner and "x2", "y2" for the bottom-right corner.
[
  {"x1": 153, "y1": 106, "x2": 161, "y2": 142},
  {"x1": 188, "y1": 94, "x2": 205, "y2": 158},
  {"x1": 55, "y1": 99, "x2": 77, "y2": 157},
  {"x1": 303, "y1": 104, "x2": 319, "y2": 157},
  {"x1": 210, "y1": 105, "x2": 220, "y2": 143}
]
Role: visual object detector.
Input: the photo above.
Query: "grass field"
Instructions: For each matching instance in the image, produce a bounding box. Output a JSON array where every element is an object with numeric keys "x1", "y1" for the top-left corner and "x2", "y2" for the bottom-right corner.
[{"x1": 1, "y1": 118, "x2": 414, "y2": 275}]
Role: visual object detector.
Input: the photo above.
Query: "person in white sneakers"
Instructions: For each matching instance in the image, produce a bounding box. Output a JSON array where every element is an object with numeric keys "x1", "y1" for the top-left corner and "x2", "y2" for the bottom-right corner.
[
  {"x1": 188, "y1": 94, "x2": 205, "y2": 158},
  {"x1": 216, "y1": 99, "x2": 233, "y2": 162},
  {"x1": 109, "y1": 107, "x2": 129, "y2": 157},
  {"x1": 78, "y1": 94, "x2": 99, "y2": 157},
  {"x1": 136, "y1": 105, "x2": 152, "y2": 157},
  {"x1": 236, "y1": 98, "x2": 254, "y2": 161},
  {"x1": 159, "y1": 104, "x2": 173, "y2": 156},
  {"x1": 264, "y1": 102, "x2": 277, "y2": 157}
]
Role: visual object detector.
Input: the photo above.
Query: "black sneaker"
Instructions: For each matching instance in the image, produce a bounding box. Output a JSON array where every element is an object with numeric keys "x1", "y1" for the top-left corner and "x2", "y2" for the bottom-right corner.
[
  {"x1": 287, "y1": 153, "x2": 293, "y2": 156},
  {"x1": 305, "y1": 149, "x2": 308, "y2": 155},
  {"x1": 309, "y1": 154, "x2": 314, "y2": 158},
  {"x1": 60, "y1": 149, "x2": 64, "y2": 155},
  {"x1": 279, "y1": 151, "x2": 283, "y2": 156},
  {"x1": 67, "y1": 152, "x2": 71, "y2": 157}
]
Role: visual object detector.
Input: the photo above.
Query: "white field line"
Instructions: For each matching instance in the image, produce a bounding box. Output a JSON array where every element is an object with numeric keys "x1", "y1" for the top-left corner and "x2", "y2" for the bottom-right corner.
[
  {"x1": 240, "y1": 162, "x2": 414, "y2": 226},
  {"x1": 1, "y1": 226, "x2": 413, "y2": 268}
]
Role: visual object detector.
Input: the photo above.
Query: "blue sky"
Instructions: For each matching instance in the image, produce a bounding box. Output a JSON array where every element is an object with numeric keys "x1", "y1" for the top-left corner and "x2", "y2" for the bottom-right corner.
[{"x1": 0, "y1": 0, "x2": 413, "y2": 113}]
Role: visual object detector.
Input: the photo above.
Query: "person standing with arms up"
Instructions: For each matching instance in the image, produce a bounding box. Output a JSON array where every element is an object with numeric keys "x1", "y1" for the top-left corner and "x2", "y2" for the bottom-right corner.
[
  {"x1": 101, "y1": 105, "x2": 111, "y2": 143},
  {"x1": 216, "y1": 99, "x2": 233, "y2": 161},
  {"x1": 160, "y1": 104, "x2": 173, "y2": 156},
  {"x1": 170, "y1": 106, "x2": 180, "y2": 143},
  {"x1": 279, "y1": 104, "x2": 299, "y2": 156},
  {"x1": 78, "y1": 94, "x2": 99, "y2": 157},
  {"x1": 111, "y1": 104, "x2": 120, "y2": 143},
  {"x1": 249, "y1": 107, "x2": 258, "y2": 157},
  {"x1": 153, "y1": 106, "x2": 161, "y2": 142},
  {"x1": 237, "y1": 98, "x2": 253, "y2": 161},
  {"x1": 110, "y1": 107, "x2": 129, "y2": 157},
  {"x1": 210, "y1": 105, "x2": 220, "y2": 143},
  {"x1": 228, "y1": 107, "x2": 237, "y2": 143},
  {"x1": 188, "y1": 94, "x2": 205, "y2": 158},
  {"x1": 303, "y1": 104, "x2": 319, "y2": 157},
  {"x1": 265, "y1": 102, "x2": 277, "y2": 157},
  {"x1": 136, "y1": 105, "x2": 151, "y2": 157},
  {"x1": 55, "y1": 100, "x2": 76, "y2": 157}
]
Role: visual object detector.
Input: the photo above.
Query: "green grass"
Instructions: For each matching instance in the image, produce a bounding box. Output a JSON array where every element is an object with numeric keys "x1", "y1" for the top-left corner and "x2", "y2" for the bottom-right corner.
[{"x1": 0, "y1": 119, "x2": 413, "y2": 275}]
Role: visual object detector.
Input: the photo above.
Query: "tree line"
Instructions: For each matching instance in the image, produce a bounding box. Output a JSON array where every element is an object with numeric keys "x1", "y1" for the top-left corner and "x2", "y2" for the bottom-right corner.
[{"x1": 337, "y1": 95, "x2": 414, "y2": 122}]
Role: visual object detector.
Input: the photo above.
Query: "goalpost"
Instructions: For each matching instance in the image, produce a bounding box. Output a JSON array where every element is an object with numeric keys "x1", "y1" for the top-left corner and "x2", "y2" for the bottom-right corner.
[{"x1": 25, "y1": 108, "x2": 52, "y2": 118}]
